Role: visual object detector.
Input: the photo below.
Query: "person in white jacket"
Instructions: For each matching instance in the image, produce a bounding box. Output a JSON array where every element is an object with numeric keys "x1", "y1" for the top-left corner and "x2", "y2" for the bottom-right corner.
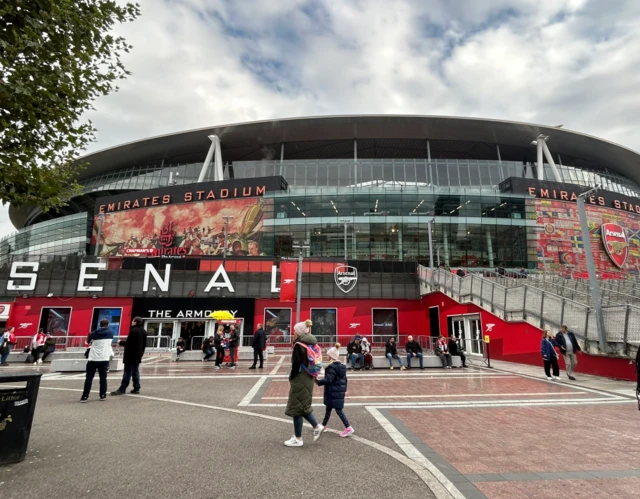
[{"x1": 80, "y1": 319, "x2": 114, "y2": 402}]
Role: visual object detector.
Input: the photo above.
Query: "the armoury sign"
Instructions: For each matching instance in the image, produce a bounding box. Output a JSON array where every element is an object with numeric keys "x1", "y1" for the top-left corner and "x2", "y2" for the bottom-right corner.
[{"x1": 499, "y1": 177, "x2": 640, "y2": 214}]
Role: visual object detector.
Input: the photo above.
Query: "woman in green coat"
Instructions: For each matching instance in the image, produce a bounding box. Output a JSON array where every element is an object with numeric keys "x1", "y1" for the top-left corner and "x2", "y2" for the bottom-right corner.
[{"x1": 284, "y1": 319, "x2": 324, "y2": 447}]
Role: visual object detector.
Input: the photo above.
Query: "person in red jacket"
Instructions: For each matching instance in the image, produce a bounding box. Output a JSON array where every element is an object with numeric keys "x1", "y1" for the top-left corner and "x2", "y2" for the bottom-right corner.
[
  {"x1": 1, "y1": 326, "x2": 17, "y2": 366},
  {"x1": 31, "y1": 328, "x2": 47, "y2": 365}
]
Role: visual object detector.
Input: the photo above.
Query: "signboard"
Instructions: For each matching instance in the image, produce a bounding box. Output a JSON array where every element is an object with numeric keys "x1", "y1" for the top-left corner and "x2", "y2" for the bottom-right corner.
[
  {"x1": 484, "y1": 335, "x2": 490, "y2": 343},
  {"x1": 92, "y1": 182, "x2": 282, "y2": 258},
  {"x1": 601, "y1": 223, "x2": 629, "y2": 268},
  {"x1": 334, "y1": 265, "x2": 358, "y2": 293}
]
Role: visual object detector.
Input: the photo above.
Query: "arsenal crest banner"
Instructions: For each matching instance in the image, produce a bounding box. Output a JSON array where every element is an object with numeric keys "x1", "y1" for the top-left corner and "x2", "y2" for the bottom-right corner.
[{"x1": 280, "y1": 262, "x2": 298, "y2": 302}]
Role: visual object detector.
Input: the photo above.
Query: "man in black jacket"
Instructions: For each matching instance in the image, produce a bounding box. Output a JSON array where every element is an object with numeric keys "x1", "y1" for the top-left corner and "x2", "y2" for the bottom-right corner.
[
  {"x1": 447, "y1": 334, "x2": 467, "y2": 368},
  {"x1": 555, "y1": 325, "x2": 581, "y2": 381},
  {"x1": 111, "y1": 317, "x2": 147, "y2": 395},
  {"x1": 347, "y1": 337, "x2": 364, "y2": 370},
  {"x1": 405, "y1": 335, "x2": 424, "y2": 369},
  {"x1": 249, "y1": 323, "x2": 266, "y2": 369}
]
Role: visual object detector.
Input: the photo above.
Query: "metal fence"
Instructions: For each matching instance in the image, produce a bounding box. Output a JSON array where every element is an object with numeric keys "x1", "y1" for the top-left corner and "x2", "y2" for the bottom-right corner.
[
  {"x1": 418, "y1": 266, "x2": 640, "y2": 357},
  {"x1": 11, "y1": 335, "x2": 173, "y2": 353}
]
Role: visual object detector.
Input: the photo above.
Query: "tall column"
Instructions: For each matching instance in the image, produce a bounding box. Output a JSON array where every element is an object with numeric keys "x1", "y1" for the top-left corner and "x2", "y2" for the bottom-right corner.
[
  {"x1": 486, "y1": 229, "x2": 494, "y2": 268},
  {"x1": 443, "y1": 230, "x2": 450, "y2": 267},
  {"x1": 397, "y1": 226, "x2": 403, "y2": 261},
  {"x1": 305, "y1": 230, "x2": 311, "y2": 257},
  {"x1": 537, "y1": 140, "x2": 544, "y2": 180}
]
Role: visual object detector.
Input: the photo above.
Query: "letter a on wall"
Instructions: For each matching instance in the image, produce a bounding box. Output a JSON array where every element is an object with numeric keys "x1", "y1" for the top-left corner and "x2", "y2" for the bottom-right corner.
[{"x1": 280, "y1": 262, "x2": 297, "y2": 302}]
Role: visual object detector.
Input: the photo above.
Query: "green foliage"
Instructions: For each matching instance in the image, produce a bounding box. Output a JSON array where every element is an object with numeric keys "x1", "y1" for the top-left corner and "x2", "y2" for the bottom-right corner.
[{"x1": 0, "y1": 0, "x2": 140, "y2": 211}]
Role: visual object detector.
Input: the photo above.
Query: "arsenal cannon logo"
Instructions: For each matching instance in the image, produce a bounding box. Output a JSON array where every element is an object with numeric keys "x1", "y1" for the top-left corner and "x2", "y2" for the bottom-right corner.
[
  {"x1": 334, "y1": 265, "x2": 358, "y2": 293},
  {"x1": 601, "y1": 223, "x2": 628, "y2": 269}
]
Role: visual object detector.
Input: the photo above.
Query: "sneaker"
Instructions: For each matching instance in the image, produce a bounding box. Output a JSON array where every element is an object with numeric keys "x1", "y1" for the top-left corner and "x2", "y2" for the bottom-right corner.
[
  {"x1": 313, "y1": 425, "x2": 324, "y2": 442},
  {"x1": 547, "y1": 376, "x2": 553, "y2": 380},
  {"x1": 229, "y1": 365, "x2": 236, "y2": 370},
  {"x1": 390, "y1": 366, "x2": 394, "y2": 370},
  {"x1": 258, "y1": 366, "x2": 264, "y2": 369},
  {"x1": 568, "y1": 375, "x2": 576, "y2": 381},
  {"x1": 37, "y1": 359, "x2": 43, "y2": 365},
  {"x1": 248, "y1": 366, "x2": 256, "y2": 370},
  {"x1": 110, "y1": 390, "x2": 125, "y2": 396},
  {"x1": 202, "y1": 359, "x2": 206, "y2": 362},
  {"x1": 447, "y1": 366, "x2": 452, "y2": 369},
  {"x1": 284, "y1": 436, "x2": 303, "y2": 447},
  {"x1": 33, "y1": 362, "x2": 37, "y2": 366},
  {"x1": 553, "y1": 376, "x2": 561, "y2": 381},
  {"x1": 420, "y1": 367, "x2": 425, "y2": 370},
  {"x1": 80, "y1": 397, "x2": 88, "y2": 403},
  {"x1": 340, "y1": 426, "x2": 355, "y2": 438},
  {"x1": 99, "y1": 396, "x2": 106, "y2": 401},
  {"x1": 130, "y1": 390, "x2": 140, "y2": 395},
  {"x1": 401, "y1": 366, "x2": 407, "y2": 371},
  {"x1": 214, "y1": 366, "x2": 221, "y2": 371}
]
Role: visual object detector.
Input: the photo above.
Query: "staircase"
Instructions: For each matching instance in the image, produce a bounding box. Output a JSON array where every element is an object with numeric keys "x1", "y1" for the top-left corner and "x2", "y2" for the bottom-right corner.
[{"x1": 417, "y1": 266, "x2": 640, "y2": 356}]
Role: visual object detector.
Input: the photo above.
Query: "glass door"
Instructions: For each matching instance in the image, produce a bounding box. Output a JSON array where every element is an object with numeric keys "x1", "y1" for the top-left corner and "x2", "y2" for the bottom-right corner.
[
  {"x1": 450, "y1": 315, "x2": 482, "y2": 355},
  {"x1": 144, "y1": 321, "x2": 177, "y2": 350},
  {"x1": 469, "y1": 317, "x2": 483, "y2": 355}
]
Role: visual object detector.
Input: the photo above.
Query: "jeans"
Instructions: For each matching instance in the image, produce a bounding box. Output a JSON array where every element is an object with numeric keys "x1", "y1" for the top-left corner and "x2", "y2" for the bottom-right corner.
[
  {"x1": 293, "y1": 413, "x2": 318, "y2": 438},
  {"x1": 215, "y1": 347, "x2": 225, "y2": 366},
  {"x1": 229, "y1": 346, "x2": 238, "y2": 365},
  {"x1": 82, "y1": 360, "x2": 109, "y2": 398},
  {"x1": 386, "y1": 353, "x2": 403, "y2": 367},
  {"x1": 322, "y1": 406, "x2": 350, "y2": 428},
  {"x1": 118, "y1": 363, "x2": 140, "y2": 392},
  {"x1": 543, "y1": 356, "x2": 560, "y2": 377},
  {"x1": 0, "y1": 344, "x2": 11, "y2": 364},
  {"x1": 457, "y1": 353, "x2": 467, "y2": 367},
  {"x1": 203, "y1": 348, "x2": 215, "y2": 361},
  {"x1": 350, "y1": 353, "x2": 364, "y2": 369},
  {"x1": 407, "y1": 352, "x2": 423, "y2": 368},
  {"x1": 563, "y1": 352, "x2": 578, "y2": 376},
  {"x1": 41, "y1": 347, "x2": 55, "y2": 362},
  {"x1": 252, "y1": 348, "x2": 264, "y2": 368},
  {"x1": 31, "y1": 346, "x2": 44, "y2": 361},
  {"x1": 438, "y1": 352, "x2": 452, "y2": 367}
]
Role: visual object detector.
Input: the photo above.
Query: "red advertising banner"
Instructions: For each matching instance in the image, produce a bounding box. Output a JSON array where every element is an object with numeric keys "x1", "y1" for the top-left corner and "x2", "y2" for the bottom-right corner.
[{"x1": 280, "y1": 262, "x2": 298, "y2": 303}]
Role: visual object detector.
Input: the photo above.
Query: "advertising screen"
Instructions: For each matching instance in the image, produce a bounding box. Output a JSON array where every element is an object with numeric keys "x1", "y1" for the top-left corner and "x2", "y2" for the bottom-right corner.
[
  {"x1": 92, "y1": 197, "x2": 272, "y2": 257},
  {"x1": 91, "y1": 308, "x2": 122, "y2": 338}
]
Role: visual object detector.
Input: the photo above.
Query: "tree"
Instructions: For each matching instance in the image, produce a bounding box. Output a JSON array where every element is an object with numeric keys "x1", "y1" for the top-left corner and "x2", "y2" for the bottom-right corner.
[{"x1": 0, "y1": 0, "x2": 140, "y2": 212}]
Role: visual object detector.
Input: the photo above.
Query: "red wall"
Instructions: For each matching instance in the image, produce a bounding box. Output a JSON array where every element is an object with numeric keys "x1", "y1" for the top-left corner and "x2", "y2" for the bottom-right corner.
[
  {"x1": 422, "y1": 292, "x2": 636, "y2": 381},
  {"x1": 255, "y1": 298, "x2": 427, "y2": 343},
  {"x1": 9, "y1": 297, "x2": 133, "y2": 339}
]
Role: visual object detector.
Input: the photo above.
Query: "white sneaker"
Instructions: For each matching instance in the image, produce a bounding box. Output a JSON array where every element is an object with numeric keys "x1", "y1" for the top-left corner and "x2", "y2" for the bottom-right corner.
[
  {"x1": 547, "y1": 376, "x2": 553, "y2": 380},
  {"x1": 553, "y1": 376, "x2": 561, "y2": 381},
  {"x1": 313, "y1": 425, "x2": 324, "y2": 442},
  {"x1": 37, "y1": 359, "x2": 43, "y2": 365},
  {"x1": 33, "y1": 362, "x2": 37, "y2": 366},
  {"x1": 390, "y1": 366, "x2": 394, "y2": 370},
  {"x1": 214, "y1": 366, "x2": 221, "y2": 371},
  {"x1": 284, "y1": 436, "x2": 303, "y2": 447}
]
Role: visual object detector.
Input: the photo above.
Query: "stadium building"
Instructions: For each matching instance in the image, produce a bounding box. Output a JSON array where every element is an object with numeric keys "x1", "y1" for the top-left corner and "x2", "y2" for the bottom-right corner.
[{"x1": 1, "y1": 116, "x2": 638, "y2": 377}]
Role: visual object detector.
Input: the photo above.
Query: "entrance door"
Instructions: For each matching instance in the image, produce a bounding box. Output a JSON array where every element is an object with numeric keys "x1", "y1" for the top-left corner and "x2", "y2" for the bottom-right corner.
[
  {"x1": 144, "y1": 321, "x2": 176, "y2": 349},
  {"x1": 179, "y1": 321, "x2": 212, "y2": 351},
  {"x1": 450, "y1": 315, "x2": 483, "y2": 355}
]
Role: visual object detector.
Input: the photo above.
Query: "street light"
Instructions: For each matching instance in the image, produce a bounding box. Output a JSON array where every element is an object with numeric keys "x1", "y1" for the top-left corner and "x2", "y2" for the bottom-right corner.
[
  {"x1": 293, "y1": 241, "x2": 310, "y2": 324},
  {"x1": 222, "y1": 216, "x2": 234, "y2": 264},
  {"x1": 576, "y1": 186, "x2": 607, "y2": 352},
  {"x1": 339, "y1": 219, "x2": 350, "y2": 261}
]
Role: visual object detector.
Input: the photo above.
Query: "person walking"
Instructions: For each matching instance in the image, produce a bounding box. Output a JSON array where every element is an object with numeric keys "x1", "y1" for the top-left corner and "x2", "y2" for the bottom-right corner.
[
  {"x1": 249, "y1": 323, "x2": 266, "y2": 369},
  {"x1": 316, "y1": 346, "x2": 354, "y2": 438},
  {"x1": 385, "y1": 337, "x2": 406, "y2": 370},
  {"x1": 213, "y1": 327, "x2": 225, "y2": 370},
  {"x1": 436, "y1": 335, "x2": 452, "y2": 369},
  {"x1": 111, "y1": 317, "x2": 147, "y2": 396},
  {"x1": 31, "y1": 328, "x2": 47, "y2": 365},
  {"x1": 448, "y1": 334, "x2": 467, "y2": 368},
  {"x1": 228, "y1": 324, "x2": 239, "y2": 369},
  {"x1": 541, "y1": 329, "x2": 560, "y2": 381},
  {"x1": 81, "y1": 318, "x2": 114, "y2": 402},
  {"x1": 284, "y1": 320, "x2": 324, "y2": 447},
  {"x1": 555, "y1": 325, "x2": 581, "y2": 381},
  {"x1": 0, "y1": 326, "x2": 16, "y2": 366}
]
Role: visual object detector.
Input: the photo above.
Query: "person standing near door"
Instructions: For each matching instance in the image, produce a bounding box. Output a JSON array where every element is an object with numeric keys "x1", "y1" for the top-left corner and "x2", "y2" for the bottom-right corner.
[
  {"x1": 81, "y1": 318, "x2": 114, "y2": 402},
  {"x1": 249, "y1": 323, "x2": 266, "y2": 369},
  {"x1": 555, "y1": 325, "x2": 581, "y2": 381},
  {"x1": 111, "y1": 317, "x2": 148, "y2": 396},
  {"x1": 214, "y1": 326, "x2": 225, "y2": 371},
  {"x1": 228, "y1": 324, "x2": 239, "y2": 369}
]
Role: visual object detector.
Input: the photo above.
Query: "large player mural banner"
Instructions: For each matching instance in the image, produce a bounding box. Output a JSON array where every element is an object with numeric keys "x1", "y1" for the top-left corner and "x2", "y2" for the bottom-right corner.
[
  {"x1": 528, "y1": 198, "x2": 640, "y2": 275},
  {"x1": 92, "y1": 198, "x2": 272, "y2": 257}
]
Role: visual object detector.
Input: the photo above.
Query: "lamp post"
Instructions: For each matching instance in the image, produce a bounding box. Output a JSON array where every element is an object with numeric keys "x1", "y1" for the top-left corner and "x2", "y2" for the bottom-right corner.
[
  {"x1": 340, "y1": 219, "x2": 350, "y2": 261},
  {"x1": 293, "y1": 241, "x2": 310, "y2": 324},
  {"x1": 222, "y1": 216, "x2": 234, "y2": 264},
  {"x1": 576, "y1": 186, "x2": 607, "y2": 352}
]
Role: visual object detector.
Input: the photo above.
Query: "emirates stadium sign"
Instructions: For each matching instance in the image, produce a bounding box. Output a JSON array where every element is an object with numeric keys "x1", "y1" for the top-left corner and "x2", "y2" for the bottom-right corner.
[{"x1": 601, "y1": 223, "x2": 629, "y2": 268}]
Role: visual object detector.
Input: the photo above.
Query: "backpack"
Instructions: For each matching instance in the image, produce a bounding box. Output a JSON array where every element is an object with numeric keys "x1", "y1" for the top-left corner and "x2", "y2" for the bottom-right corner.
[{"x1": 299, "y1": 343, "x2": 323, "y2": 378}]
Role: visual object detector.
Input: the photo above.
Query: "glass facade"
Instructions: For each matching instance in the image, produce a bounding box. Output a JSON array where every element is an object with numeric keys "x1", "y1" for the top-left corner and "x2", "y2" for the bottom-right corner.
[{"x1": 3, "y1": 138, "x2": 640, "y2": 267}]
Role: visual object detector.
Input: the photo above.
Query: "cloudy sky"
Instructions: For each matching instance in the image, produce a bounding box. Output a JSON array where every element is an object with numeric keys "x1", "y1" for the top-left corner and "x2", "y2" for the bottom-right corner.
[{"x1": 2, "y1": 0, "x2": 640, "y2": 237}]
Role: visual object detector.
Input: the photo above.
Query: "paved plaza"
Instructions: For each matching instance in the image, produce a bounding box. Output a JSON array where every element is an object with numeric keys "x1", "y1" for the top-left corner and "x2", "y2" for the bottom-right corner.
[{"x1": 0, "y1": 356, "x2": 638, "y2": 499}]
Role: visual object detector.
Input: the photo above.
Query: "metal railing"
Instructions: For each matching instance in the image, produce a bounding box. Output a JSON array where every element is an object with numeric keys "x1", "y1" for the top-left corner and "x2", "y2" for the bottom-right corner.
[
  {"x1": 10, "y1": 335, "x2": 173, "y2": 354},
  {"x1": 418, "y1": 266, "x2": 640, "y2": 357}
]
